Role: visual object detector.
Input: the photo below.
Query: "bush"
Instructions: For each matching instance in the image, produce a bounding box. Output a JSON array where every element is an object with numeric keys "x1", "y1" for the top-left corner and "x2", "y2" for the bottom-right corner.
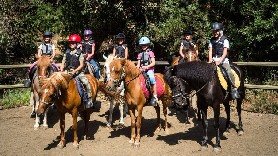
[{"x1": 0, "y1": 88, "x2": 30, "y2": 109}]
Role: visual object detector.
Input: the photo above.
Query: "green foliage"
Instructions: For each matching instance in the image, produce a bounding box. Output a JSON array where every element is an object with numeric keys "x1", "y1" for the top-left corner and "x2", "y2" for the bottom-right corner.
[
  {"x1": 0, "y1": 88, "x2": 30, "y2": 109},
  {"x1": 245, "y1": 89, "x2": 278, "y2": 115}
]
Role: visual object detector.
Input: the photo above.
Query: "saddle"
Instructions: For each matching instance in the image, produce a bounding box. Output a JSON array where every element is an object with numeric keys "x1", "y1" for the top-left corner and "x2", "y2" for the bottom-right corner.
[
  {"x1": 216, "y1": 65, "x2": 240, "y2": 90},
  {"x1": 139, "y1": 73, "x2": 165, "y2": 102},
  {"x1": 74, "y1": 77, "x2": 89, "y2": 110}
]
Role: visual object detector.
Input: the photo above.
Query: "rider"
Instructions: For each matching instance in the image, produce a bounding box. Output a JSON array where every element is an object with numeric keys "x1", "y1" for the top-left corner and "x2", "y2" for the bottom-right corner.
[
  {"x1": 208, "y1": 22, "x2": 240, "y2": 99},
  {"x1": 136, "y1": 37, "x2": 158, "y2": 106},
  {"x1": 60, "y1": 34, "x2": 93, "y2": 108},
  {"x1": 112, "y1": 33, "x2": 129, "y2": 59},
  {"x1": 80, "y1": 29, "x2": 100, "y2": 79},
  {"x1": 179, "y1": 29, "x2": 198, "y2": 59},
  {"x1": 28, "y1": 31, "x2": 58, "y2": 81}
]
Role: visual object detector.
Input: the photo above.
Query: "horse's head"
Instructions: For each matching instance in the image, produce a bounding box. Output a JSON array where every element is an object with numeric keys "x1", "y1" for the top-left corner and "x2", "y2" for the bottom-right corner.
[
  {"x1": 37, "y1": 55, "x2": 52, "y2": 79},
  {"x1": 103, "y1": 54, "x2": 115, "y2": 83},
  {"x1": 37, "y1": 72, "x2": 69, "y2": 116},
  {"x1": 185, "y1": 49, "x2": 198, "y2": 62},
  {"x1": 169, "y1": 76, "x2": 191, "y2": 109},
  {"x1": 106, "y1": 58, "x2": 126, "y2": 91}
]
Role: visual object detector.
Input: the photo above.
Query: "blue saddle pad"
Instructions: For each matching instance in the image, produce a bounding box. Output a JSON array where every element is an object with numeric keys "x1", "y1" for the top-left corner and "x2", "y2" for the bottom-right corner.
[{"x1": 74, "y1": 77, "x2": 88, "y2": 105}]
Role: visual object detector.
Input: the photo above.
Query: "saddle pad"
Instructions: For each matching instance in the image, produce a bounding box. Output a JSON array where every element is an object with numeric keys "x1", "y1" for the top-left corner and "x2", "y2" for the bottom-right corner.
[
  {"x1": 216, "y1": 66, "x2": 240, "y2": 90},
  {"x1": 139, "y1": 74, "x2": 165, "y2": 99},
  {"x1": 74, "y1": 77, "x2": 88, "y2": 104}
]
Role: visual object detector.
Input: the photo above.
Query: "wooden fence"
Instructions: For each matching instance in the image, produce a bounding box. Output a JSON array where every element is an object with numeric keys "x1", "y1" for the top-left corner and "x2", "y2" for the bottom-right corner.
[{"x1": 0, "y1": 61, "x2": 278, "y2": 90}]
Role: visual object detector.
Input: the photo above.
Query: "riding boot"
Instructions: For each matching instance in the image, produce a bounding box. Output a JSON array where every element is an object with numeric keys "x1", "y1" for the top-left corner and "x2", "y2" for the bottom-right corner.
[{"x1": 149, "y1": 95, "x2": 158, "y2": 106}]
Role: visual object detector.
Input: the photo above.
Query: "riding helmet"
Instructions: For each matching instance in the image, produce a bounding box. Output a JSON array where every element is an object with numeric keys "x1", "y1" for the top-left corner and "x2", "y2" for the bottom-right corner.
[
  {"x1": 139, "y1": 37, "x2": 151, "y2": 45},
  {"x1": 183, "y1": 30, "x2": 193, "y2": 35},
  {"x1": 211, "y1": 22, "x2": 223, "y2": 31},
  {"x1": 43, "y1": 31, "x2": 52, "y2": 37},
  {"x1": 68, "y1": 34, "x2": 81, "y2": 43},
  {"x1": 116, "y1": 33, "x2": 125, "y2": 39},
  {"x1": 83, "y1": 29, "x2": 93, "y2": 36}
]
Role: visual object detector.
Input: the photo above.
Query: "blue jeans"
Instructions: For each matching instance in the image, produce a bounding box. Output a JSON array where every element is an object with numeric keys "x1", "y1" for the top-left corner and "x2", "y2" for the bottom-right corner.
[
  {"x1": 146, "y1": 70, "x2": 156, "y2": 85},
  {"x1": 89, "y1": 59, "x2": 100, "y2": 79}
]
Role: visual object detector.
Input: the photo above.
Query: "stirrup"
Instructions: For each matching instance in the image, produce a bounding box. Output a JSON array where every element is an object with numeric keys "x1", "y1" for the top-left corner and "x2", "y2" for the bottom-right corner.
[
  {"x1": 231, "y1": 88, "x2": 240, "y2": 99},
  {"x1": 149, "y1": 97, "x2": 158, "y2": 106}
]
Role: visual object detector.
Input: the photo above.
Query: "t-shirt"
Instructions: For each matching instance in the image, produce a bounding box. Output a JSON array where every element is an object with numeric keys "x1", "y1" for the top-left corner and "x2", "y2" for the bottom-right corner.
[{"x1": 137, "y1": 50, "x2": 155, "y2": 70}]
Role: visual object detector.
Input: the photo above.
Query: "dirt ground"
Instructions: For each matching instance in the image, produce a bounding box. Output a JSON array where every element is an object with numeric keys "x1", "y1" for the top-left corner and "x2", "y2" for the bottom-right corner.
[{"x1": 0, "y1": 96, "x2": 278, "y2": 156}]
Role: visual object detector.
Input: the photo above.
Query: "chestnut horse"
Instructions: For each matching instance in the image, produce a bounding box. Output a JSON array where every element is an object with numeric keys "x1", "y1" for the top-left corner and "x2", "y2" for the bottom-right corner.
[
  {"x1": 106, "y1": 59, "x2": 172, "y2": 147},
  {"x1": 31, "y1": 55, "x2": 58, "y2": 130},
  {"x1": 36, "y1": 72, "x2": 98, "y2": 148},
  {"x1": 164, "y1": 61, "x2": 245, "y2": 151},
  {"x1": 170, "y1": 49, "x2": 198, "y2": 66}
]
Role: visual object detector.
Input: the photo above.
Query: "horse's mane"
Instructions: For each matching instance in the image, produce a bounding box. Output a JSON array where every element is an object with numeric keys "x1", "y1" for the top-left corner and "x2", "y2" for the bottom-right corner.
[
  {"x1": 175, "y1": 61, "x2": 215, "y2": 83},
  {"x1": 123, "y1": 59, "x2": 141, "y2": 78},
  {"x1": 37, "y1": 55, "x2": 51, "y2": 68},
  {"x1": 43, "y1": 72, "x2": 69, "y2": 91}
]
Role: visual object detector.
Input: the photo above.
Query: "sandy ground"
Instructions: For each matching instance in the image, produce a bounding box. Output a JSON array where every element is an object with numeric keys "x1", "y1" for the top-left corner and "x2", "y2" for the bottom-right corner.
[{"x1": 0, "y1": 96, "x2": 278, "y2": 156}]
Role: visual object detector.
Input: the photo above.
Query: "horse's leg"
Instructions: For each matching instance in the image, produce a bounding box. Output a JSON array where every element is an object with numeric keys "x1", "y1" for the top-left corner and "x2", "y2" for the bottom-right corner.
[
  {"x1": 184, "y1": 98, "x2": 191, "y2": 124},
  {"x1": 57, "y1": 113, "x2": 66, "y2": 149},
  {"x1": 30, "y1": 91, "x2": 36, "y2": 118},
  {"x1": 163, "y1": 103, "x2": 169, "y2": 134},
  {"x1": 223, "y1": 101, "x2": 231, "y2": 137},
  {"x1": 154, "y1": 104, "x2": 161, "y2": 133},
  {"x1": 42, "y1": 107, "x2": 49, "y2": 129},
  {"x1": 213, "y1": 105, "x2": 221, "y2": 152},
  {"x1": 71, "y1": 109, "x2": 79, "y2": 148},
  {"x1": 236, "y1": 98, "x2": 244, "y2": 135},
  {"x1": 83, "y1": 109, "x2": 91, "y2": 140},
  {"x1": 129, "y1": 108, "x2": 136, "y2": 145},
  {"x1": 119, "y1": 102, "x2": 125, "y2": 126},
  {"x1": 34, "y1": 92, "x2": 40, "y2": 130},
  {"x1": 134, "y1": 105, "x2": 143, "y2": 147},
  {"x1": 200, "y1": 107, "x2": 208, "y2": 150},
  {"x1": 107, "y1": 98, "x2": 114, "y2": 128}
]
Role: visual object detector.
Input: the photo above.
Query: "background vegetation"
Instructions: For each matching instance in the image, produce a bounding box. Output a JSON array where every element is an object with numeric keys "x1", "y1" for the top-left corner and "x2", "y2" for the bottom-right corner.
[{"x1": 0, "y1": 0, "x2": 277, "y2": 113}]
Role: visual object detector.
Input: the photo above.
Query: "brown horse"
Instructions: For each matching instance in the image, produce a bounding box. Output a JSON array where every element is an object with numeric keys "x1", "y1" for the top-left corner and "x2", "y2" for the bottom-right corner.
[
  {"x1": 170, "y1": 49, "x2": 198, "y2": 66},
  {"x1": 36, "y1": 72, "x2": 98, "y2": 148},
  {"x1": 106, "y1": 59, "x2": 172, "y2": 147},
  {"x1": 31, "y1": 55, "x2": 58, "y2": 130}
]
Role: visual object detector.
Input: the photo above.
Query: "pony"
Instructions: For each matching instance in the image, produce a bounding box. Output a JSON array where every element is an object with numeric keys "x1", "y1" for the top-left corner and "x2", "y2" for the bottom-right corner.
[
  {"x1": 106, "y1": 58, "x2": 172, "y2": 147},
  {"x1": 30, "y1": 55, "x2": 58, "y2": 130},
  {"x1": 164, "y1": 61, "x2": 245, "y2": 151},
  {"x1": 36, "y1": 72, "x2": 98, "y2": 148},
  {"x1": 169, "y1": 49, "x2": 198, "y2": 66},
  {"x1": 103, "y1": 54, "x2": 127, "y2": 128}
]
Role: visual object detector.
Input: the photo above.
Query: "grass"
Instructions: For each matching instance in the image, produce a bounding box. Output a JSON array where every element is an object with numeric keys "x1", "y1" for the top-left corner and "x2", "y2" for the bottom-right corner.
[{"x1": 0, "y1": 88, "x2": 30, "y2": 109}]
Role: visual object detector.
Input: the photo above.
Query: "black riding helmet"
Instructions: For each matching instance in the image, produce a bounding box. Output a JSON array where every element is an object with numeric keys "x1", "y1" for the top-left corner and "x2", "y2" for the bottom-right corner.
[
  {"x1": 211, "y1": 22, "x2": 223, "y2": 31},
  {"x1": 43, "y1": 31, "x2": 52, "y2": 37},
  {"x1": 183, "y1": 30, "x2": 193, "y2": 35},
  {"x1": 116, "y1": 33, "x2": 125, "y2": 39}
]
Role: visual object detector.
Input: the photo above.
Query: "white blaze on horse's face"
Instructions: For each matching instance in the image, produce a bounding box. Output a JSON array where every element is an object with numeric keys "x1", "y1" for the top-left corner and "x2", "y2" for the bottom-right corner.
[
  {"x1": 189, "y1": 52, "x2": 192, "y2": 61},
  {"x1": 44, "y1": 89, "x2": 49, "y2": 94}
]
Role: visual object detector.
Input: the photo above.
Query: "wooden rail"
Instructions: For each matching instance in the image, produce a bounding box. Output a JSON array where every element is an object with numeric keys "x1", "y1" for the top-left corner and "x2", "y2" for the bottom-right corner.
[{"x1": 0, "y1": 61, "x2": 277, "y2": 89}]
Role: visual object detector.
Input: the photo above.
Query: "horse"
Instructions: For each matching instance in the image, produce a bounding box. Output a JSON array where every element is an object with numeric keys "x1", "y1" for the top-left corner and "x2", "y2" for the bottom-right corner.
[
  {"x1": 36, "y1": 72, "x2": 98, "y2": 148},
  {"x1": 103, "y1": 54, "x2": 127, "y2": 128},
  {"x1": 30, "y1": 55, "x2": 59, "y2": 130},
  {"x1": 106, "y1": 58, "x2": 172, "y2": 147},
  {"x1": 164, "y1": 61, "x2": 245, "y2": 151},
  {"x1": 168, "y1": 49, "x2": 199, "y2": 122}
]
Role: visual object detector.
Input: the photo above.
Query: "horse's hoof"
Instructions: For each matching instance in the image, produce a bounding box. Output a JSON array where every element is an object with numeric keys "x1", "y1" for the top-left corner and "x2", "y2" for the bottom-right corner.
[
  {"x1": 129, "y1": 139, "x2": 134, "y2": 144},
  {"x1": 118, "y1": 123, "x2": 125, "y2": 129},
  {"x1": 30, "y1": 112, "x2": 36, "y2": 118},
  {"x1": 133, "y1": 142, "x2": 140, "y2": 148},
  {"x1": 57, "y1": 143, "x2": 64, "y2": 149},
  {"x1": 238, "y1": 130, "x2": 244, "y2": 136},
  {"x1": 34, "y1": 126, "x2": 39, "y2": 130},
  {"x1": 200, "y1": 145, "x2": 208, "y2": 151},
  {"x1": 223, "y1": 130, "x2": 230, "y2": 138},
  {"x1": 43, "y1": 125, "x2": 48, "y2": 129},
  {"x1": 73, "y1": 143, "x2": 79, "y2": 149},
  {"x1": 213, "y1": 147, "x2": 221, "y2": 152}
]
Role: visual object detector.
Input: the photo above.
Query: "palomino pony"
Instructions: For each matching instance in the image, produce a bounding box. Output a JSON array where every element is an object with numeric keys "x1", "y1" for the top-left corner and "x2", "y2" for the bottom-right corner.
[
  {"x1": 106, "y1": 59, "x2": 172, "y2": 147},
  {"x1": 164, "y1": 61, "x2": 245, "y2": 151},
  {"x1": 169, "y1": 49, "x2": 198, "y2": 66},
  {"x1": 103, "y1": 54, "x2": 127, "y2": 128},
  {"x1": 36, "y1": 72, "x2": 98, "y2": 148},
  {"x1": 30, "y1": 55, "x2": 58, "y2": 130}
]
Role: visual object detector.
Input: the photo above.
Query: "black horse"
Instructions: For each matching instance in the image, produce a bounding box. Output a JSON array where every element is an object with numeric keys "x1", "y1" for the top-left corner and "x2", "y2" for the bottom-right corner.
[{"x1": 164, "y1": 61, "x2": 245, "y2": 151}]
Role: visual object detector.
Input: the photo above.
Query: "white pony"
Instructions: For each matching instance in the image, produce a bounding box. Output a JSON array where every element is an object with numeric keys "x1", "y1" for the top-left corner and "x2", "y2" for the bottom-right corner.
[{"x1": 103, "y1": 54, "x2": 127, "y2": 128}]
